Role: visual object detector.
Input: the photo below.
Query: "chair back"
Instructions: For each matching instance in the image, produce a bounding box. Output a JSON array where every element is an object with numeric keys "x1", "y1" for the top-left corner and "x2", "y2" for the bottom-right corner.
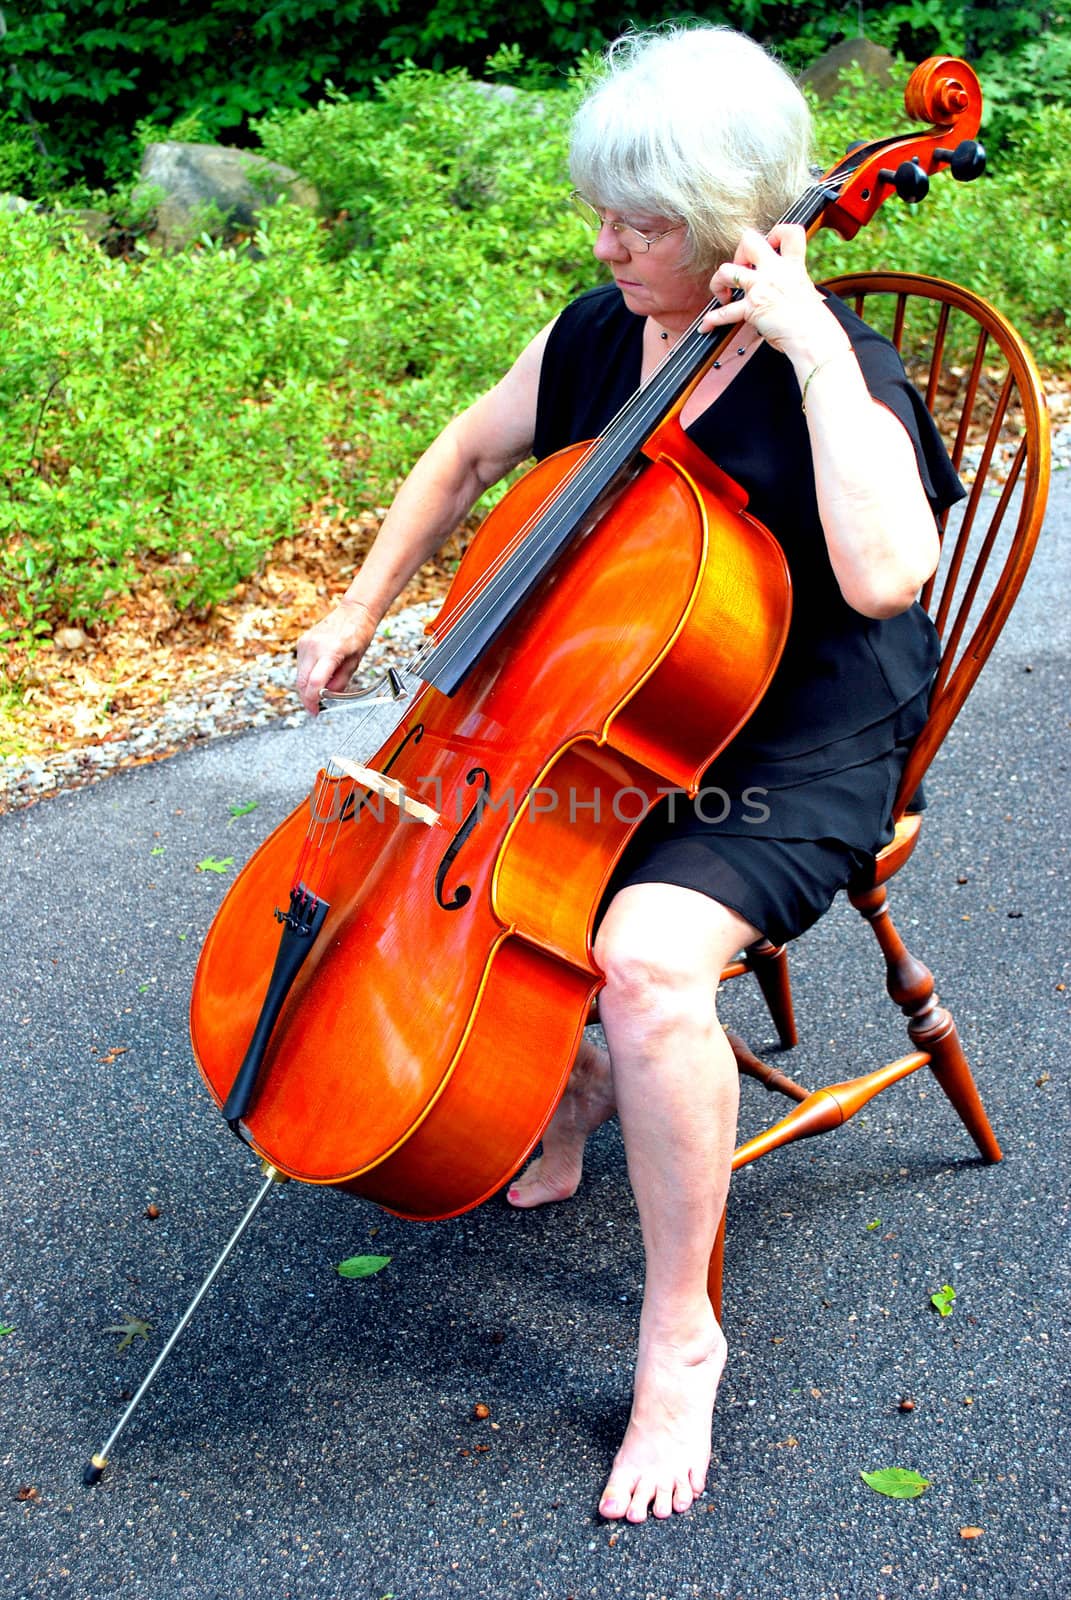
[{"x1": 819, "y1": 272, "x2": 1051, "y2": 818}]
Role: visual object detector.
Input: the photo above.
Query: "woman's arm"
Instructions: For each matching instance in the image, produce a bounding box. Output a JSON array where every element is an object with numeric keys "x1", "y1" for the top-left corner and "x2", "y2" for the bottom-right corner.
[
  {"x1": 295, "y1": 318, "x2": 554, "y2": 713},
  {"x1": 703, "y1": 225, "x2": 940, "y2": 620}
]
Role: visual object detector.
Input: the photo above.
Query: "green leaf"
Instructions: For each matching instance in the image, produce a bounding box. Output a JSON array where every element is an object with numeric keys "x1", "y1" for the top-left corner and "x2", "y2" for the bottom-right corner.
[
  {"x1": 150, "y1": 845, "x2": 166, "y2": 855},
  {"x1": 930, "y1": 1284, "x2": 956, "y2": 1317},
  {"x1": 196, "y1": 856, "x2": 234, "y2": 874},
  {"x1": 861, "y1": 1467, "x2": 930, "y2": 1499},
  {"x1": 104, "y1": 1316, "x2": 153, "y2": 1353},
  {"x1": 0, "y1": 1323, "x2": 14, "y2": 1337},
  {"x1": 228, "y1": 800, "x2": 258, "y2": 823},
  {"x1": 866, "y1": 1219, "x2": 882, "y2": 1230},
  {"x1": 337, "y1": 1254, "x2": 391, "y2": 1279}
]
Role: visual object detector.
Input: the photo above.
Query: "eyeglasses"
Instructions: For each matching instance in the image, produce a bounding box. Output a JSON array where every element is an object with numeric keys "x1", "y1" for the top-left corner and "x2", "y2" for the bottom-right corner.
[{"x1": 569, "y1": 192, "x2": 685, "y2": 253}]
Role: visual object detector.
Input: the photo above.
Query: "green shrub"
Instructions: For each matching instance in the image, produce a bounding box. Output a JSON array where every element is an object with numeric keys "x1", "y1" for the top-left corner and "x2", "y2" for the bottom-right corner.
[
  {"x1": 0, "y1": 70, "x2": 590, "y2": 647},
  {"x1": 1, "y1": 55, "x2": 1067, "y2": 654}
]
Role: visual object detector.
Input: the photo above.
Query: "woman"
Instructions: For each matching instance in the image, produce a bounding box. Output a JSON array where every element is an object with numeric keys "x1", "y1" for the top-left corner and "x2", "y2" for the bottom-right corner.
[{"x1": 296, "y1": 26, "x2": 960, "y2": 1524}]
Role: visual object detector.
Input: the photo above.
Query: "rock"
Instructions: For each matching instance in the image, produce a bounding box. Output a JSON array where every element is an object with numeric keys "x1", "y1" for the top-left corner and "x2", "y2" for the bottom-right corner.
[
  {"x1": 799, "y1": 37, "x2": 894, "y2": 100},
  {"x1": 53, "y1": 627, "x2": 90, "y2": 651},
  {"x1": 70, "y1": 208, "x2": 113, "y2": 243},
  {"x1": 135, "y1": 142, "x2": 319, "y2": 251},
  {"x1": 0, "y1": 193, "x2": 30, "y2": 214}
]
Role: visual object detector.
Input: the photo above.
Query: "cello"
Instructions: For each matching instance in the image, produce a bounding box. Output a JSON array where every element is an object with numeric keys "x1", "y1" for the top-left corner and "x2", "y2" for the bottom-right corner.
[{"x1": 85, "y1": 56, "x2": 984, "y2": 1481}]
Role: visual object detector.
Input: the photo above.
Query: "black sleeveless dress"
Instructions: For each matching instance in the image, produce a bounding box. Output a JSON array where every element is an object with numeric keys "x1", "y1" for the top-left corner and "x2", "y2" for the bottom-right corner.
[{"x1": 534, "y1": 284, "x2": 964, "y2": 943}]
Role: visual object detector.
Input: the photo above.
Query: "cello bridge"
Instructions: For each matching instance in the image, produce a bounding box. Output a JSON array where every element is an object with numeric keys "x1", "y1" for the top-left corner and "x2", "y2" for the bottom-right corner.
[{"x1": 329, "y1": 754, "x2": 441, "y2": 827}]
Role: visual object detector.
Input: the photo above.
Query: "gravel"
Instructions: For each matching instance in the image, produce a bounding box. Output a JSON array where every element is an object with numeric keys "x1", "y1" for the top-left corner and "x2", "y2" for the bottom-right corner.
[{"x1": 0, "y1": 601, "x2": 440, "y2": 813}]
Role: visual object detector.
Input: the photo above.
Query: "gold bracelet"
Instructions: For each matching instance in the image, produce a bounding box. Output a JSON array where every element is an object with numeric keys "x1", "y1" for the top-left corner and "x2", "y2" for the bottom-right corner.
[{"x1": 800, "y1": 351, "x2": 851, "y2": 415}]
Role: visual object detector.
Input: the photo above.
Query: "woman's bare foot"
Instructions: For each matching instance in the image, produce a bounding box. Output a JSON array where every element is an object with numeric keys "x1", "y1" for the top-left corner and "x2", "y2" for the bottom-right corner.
[
  {"x1": 598, "y1": 1310, "x2": 727, "y2": 1523},
  {"x1": 506, "y1": 1035, "x2": 615, "y2": 1208}
]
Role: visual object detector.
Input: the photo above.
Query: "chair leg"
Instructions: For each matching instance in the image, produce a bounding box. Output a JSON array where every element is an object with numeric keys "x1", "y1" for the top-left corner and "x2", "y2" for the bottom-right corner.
[
  {"x1": 707, "y1": 1205, "x2": 726, "y2": 1324},
  {"x1": 849, "y1": 884, "x2": 1002, "y2": 1163},
  {"x1": 745, "y1": 938, "x2": 798, "y2": 1049}
]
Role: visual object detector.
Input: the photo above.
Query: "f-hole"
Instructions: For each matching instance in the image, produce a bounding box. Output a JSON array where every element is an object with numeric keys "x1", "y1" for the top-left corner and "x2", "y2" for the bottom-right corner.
[{"x1": 435, "y1": 767, "x2": 491, "y2": 911}]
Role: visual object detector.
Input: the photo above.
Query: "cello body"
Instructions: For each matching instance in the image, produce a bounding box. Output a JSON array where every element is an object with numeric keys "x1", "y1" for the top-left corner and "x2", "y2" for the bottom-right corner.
[{"x1": 191, "y1": 424, "x2": 791, "y2": 1218}]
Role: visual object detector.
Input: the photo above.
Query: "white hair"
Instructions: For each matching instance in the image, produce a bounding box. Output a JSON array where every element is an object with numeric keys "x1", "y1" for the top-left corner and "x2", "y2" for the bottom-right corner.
[{"x1": 569, "y1": 25, "x2": 814, "y2": 271}]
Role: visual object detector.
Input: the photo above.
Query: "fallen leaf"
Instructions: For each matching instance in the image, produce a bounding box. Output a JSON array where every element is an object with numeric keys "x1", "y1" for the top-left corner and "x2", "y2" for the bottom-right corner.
[
  {"x1": 0, "y1": 1324, "x2": 14, "y2": 1337},
  {"x1": 931, "y1": 1284, "x2": 956, "y2": 1317},
  {"x1": 336, "y1": 1254, "x2": 391, "y2": 1279},
  {"x1": 228, "y1": 801, "x2": 258, "y2": 824},
  {"x1": 960, "y1": 1526, "x2": 984, "y2": 1539},
  {"x1": 861, "y1": 1467, "x2": 930, "y2": 1499},
  {"x1": 898, "y1": 1397, "x2": 916, "y2": 1413},
  {"x1": 144, "y1": 1203, "x2": 161, "y2": 1220},
  {"x1": 196, "y1": 856, "x2": 234, "y2": 874},
  {"x1": 15, "y1": 1485, "x2": 39, "y2": 1501},
  {"x1": 473, "y1": 1402, "x2": 490, "y2": 1420},
  {"x1": 104, "y1": 1316, "x2": 153, "y2": 1352},
  {"x1": 866, "y1": 1219, "x2": 882, "y2": 1230}
]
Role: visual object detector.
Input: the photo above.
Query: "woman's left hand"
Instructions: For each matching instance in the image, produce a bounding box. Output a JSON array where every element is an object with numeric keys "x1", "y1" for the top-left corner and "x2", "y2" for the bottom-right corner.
[{"x1": 702, "y1": 224, "x2": 846, "y2": 367}]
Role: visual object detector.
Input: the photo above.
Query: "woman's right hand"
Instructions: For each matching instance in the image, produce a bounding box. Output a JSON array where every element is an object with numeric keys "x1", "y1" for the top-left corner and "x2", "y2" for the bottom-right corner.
[{"x1": 295, "y1": 596, "x2": 380, "y2": 716}]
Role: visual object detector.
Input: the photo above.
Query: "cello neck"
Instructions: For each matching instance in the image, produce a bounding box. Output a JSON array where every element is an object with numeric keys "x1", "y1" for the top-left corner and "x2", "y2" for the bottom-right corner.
[{"x1": 416, "y1": 182, "x2": 830, "y2": 698}]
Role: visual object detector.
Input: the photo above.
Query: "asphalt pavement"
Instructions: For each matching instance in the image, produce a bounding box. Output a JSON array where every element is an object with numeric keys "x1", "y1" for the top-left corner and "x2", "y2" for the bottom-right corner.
[{"x1": 0, "y1": 477, "x2": 1067, "y2": 1600}]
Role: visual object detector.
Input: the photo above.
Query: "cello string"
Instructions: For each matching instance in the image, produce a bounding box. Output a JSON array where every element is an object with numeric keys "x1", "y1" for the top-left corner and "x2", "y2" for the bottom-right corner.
[
  {"x1": 295, "y1": 660, "x2": 426, "y2": 898},
  {"x1": 287, "y1": 179, "x2": 834, "y2": 886},
  {"x1": 416, "y1": 183, "x2": 828, "y2": 679}
]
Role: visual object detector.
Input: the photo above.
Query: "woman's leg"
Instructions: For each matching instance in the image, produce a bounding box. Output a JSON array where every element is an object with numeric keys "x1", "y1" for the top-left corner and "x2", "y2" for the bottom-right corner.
[
  {"x1": 590, "y1": 882, "x2": 756, "y2": 1522},
  {"x1": 506, "y1": 1032, "x2": 615, "y2": 1208}
]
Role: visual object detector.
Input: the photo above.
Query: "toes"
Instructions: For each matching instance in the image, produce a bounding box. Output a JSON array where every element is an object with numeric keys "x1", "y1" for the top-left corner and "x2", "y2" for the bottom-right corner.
[
  {"x1": 601, "y1": 1465, "x2": 701, "y2": 1521},
  {"x1": 505, "y1": 1170, "x2": 569, "y2": 1209},
  {"x1": 505, "y1": 1151, "x2": 582, "y2": 1209},
  {"x1": 505, "y1": 1177, "x2": 544, "y2": 1209},
  {"x1": 651, "y1": 1480, "x2": 675, "y2": 1520},
  {"x1": 598, "y1": 1469, "x2": 637, "y2": 1521},
  {"x1": 673, "y1": 1478, "x2": 697, "y2": 1514}
]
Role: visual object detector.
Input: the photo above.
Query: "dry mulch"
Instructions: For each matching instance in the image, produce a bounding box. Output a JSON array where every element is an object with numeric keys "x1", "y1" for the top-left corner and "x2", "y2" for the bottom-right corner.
[{"x1": 1, "y1": 496, "x2": 470, "y2": 774}]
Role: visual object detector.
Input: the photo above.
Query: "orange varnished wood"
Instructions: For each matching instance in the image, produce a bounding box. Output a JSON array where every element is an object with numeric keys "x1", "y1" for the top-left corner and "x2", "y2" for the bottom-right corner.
[
  {"x1": 707, "y1": 1209, "x2": 726, "y2": 1324},
  {"x1": 743, "y1": 939, "x2": 798, "y2": 1048},
  {"x1": 730, "y1": 1053, "x2": 931, "y2": 1170},
  {"x1": 192, "y1": 440, "x2": 792, "y2": 1218},
  {"x1": 726, "y1": 1031, "x2": 807, "y2": 1102}
]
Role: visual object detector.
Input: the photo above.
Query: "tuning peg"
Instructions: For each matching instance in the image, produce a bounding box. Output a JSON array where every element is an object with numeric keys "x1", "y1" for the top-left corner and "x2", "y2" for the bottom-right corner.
[
  {"x1": 935, "y1": 139, "x2": 987, "y2": 181},
  {"x1": 878, "y1": 158, "x2": 930, "y2": 204}
]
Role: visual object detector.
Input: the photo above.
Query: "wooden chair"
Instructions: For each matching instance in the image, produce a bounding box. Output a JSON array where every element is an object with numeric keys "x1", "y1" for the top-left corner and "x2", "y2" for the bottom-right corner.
[{"x1": 710, "y1": 271, "x2": 1052, "y2": 1316}]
